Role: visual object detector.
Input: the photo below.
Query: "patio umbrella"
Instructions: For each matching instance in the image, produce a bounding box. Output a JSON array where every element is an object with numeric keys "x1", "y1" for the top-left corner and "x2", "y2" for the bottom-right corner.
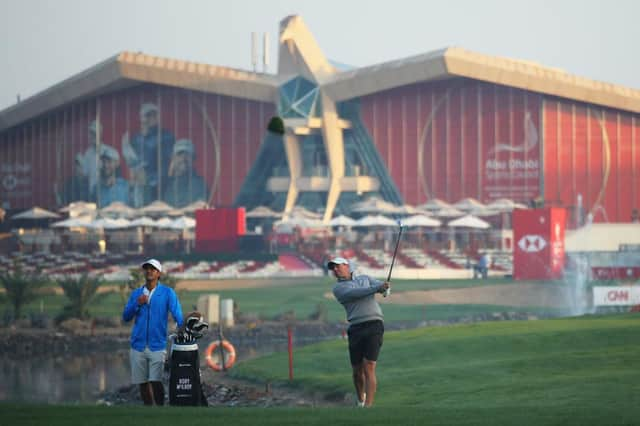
[
  {"x1": 453, "y1": 197, "x2": 487, "y2": 214},
  {"x1": 100, "y1": 201, "x2": 135, "y2": 217},
  {"x1": 355, "y1": 215, "x2": 398, "y2": 227},
  {"x1": 350, "y1": 196, "x2": 403, "y2": 216},
  {"x1": 274, "y1": 216, "x2": 324, "y2": 231},
  {"x1": 59, "y1": 201, "x2": 97, "y2": 216},
  {"x1": 246, "y1": 206, "x2": 283, "y2": 218},
  {"x1": 431, "y1": 207, "x2": 465, "y2": 217},
  {"x1": 88, "y1": 217, "x2": 131, "y2": 229},
  {"x1": 129, "y1": 216, "x2": 157, "y2": 227},
  {"x1": 139, "y1": 200, "x2": 174, "y2": 216},
  {"x1": 329, "y1": 215, "x2": 358, "y2": 227},
  {"x1": 416, "y1": 198, "x2": 454, "y2": 212},
  {"x1": 11, "y1": 207, "x2": 60, "y2": 220},
  {"x1": 486, "y1": 198, "x2": 528, "y2": 212},
  {"x1": 178, "y1": 200, "x2": 209, "y2": 214},
  {"x1": 154, "y1": 217, "x2": 174, "y2": 228},
  {"x1": 447, "y1": 214, "x2": 491, "y2": 229},
  {"x1": 402, "y1": 214, "x2": 442, "y2": 227},
  {"x1": 169, "y1": 216, "x2": 196, "y2": 230},
  {"x1": 287, "y1": 206, "x2": 322, "y2": 220},
  {"x1": 51, "y1": 215, "x2": 93, "y2": 228}
]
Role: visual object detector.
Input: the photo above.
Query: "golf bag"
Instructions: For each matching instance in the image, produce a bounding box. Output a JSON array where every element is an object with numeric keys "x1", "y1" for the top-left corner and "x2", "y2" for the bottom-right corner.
[
  {"x1": 169, "y1": 312, "x2": 209, "y2": 406},
  {"x1": 169, "y1": 342, "x2": 207, "y2": 406}
]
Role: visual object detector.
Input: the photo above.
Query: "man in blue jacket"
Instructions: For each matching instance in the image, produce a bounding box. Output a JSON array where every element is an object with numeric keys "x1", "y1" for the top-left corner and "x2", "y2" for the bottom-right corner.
[{"x1": 122, "y1": 258, "x2": 183, "y2": 406}]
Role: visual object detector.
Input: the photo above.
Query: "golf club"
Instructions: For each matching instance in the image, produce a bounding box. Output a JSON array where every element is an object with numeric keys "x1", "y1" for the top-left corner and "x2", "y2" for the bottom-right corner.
[{"x1": 384, "y1": 220, "x2": 404, "y2": 297}]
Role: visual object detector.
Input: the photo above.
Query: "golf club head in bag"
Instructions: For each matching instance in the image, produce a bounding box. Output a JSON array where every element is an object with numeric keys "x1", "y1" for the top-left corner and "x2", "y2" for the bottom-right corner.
[
  {"x1": 384, "y1": 221, "x2": 405, "y2": 297},
  {"x1": 175, "y1": 311, "x2": 209, "y2": 344}
]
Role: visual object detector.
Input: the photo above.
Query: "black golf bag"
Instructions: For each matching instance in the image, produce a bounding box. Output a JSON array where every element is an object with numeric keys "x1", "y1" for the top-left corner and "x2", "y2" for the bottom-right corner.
[
  {"x1": 169, "y1": 313, "x2": 209, "y2": 406},
  {"x1": 169, "y1": 342, "x2": 207, "y2": 406}
]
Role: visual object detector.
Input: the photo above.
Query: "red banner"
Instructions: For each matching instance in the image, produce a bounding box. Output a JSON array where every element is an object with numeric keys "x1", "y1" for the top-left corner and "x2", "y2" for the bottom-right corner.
[{"x1": 513, "y1": 207, "x2": 566, "y2": 280}]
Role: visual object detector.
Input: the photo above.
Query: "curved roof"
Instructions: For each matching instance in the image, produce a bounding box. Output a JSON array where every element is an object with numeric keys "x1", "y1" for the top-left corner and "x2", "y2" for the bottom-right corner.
[
  {"x1": 0, "y1": 51, "x2": 279, "y2": 132},
  {"x1": 323, "y1": 47, "x2": 640, "y2": 114}
]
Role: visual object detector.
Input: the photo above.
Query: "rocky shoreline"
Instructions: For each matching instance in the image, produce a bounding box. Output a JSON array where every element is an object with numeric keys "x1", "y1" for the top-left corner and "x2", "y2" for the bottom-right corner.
[{"x1": 0, "y1": 311, "x2": 554, "y2": 360}]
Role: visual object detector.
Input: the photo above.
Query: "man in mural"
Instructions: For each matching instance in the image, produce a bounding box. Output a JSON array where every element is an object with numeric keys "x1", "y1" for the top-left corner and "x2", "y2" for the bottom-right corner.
[
  {"x1": 122, "y1": 103, "x2": 175, "y2": 208},
  {"x1": 60, "y1": 153, "x2": 90, "y2": 205},
  {"x1": 80, "y1": 120, "x2": 101, "y2": 193},
  {"x1": 94, "y1": 144, "x2": 129, "y2": 207},
  {"x1": 163, "y1": 139, "x2": 208, "y2": 208}
]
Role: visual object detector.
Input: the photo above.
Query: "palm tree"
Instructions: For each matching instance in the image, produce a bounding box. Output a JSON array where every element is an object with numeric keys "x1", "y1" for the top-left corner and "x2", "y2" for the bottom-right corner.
[
  {"x1": 0, "y1": 263, "x2": 48, "y2": 320},
  {"x1": 57, "y1": 274, "x2": 105, "y2": 320}
]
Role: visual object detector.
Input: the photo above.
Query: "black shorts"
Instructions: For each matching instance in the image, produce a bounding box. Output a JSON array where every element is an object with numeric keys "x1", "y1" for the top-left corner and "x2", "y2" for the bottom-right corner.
[{"x1": 347, "y1": 320, "x2": 384, "y2": 365}]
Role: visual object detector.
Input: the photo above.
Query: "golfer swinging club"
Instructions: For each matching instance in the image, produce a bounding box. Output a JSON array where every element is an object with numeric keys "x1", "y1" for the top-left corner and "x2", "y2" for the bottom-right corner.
[{"x1": 329, "y1": 257, "x2": 390, "y2": 407}]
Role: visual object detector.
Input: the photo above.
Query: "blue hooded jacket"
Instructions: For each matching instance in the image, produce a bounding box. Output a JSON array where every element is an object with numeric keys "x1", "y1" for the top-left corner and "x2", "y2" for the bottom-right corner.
[{"x1": 122, "y1": 283, "x2": 183, "y2": 351}]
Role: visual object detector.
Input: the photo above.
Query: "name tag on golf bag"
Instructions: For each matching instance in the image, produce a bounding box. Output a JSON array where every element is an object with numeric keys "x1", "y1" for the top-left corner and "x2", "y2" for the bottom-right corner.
[{"x1": 169, "y1": 343, "x2": 206, "y2": 406}]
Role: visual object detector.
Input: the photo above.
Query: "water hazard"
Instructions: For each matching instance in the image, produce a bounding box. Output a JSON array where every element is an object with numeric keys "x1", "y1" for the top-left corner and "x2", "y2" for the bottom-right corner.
[{"x1": 0, "y1": 340, "x2": 293, "y2": 403}]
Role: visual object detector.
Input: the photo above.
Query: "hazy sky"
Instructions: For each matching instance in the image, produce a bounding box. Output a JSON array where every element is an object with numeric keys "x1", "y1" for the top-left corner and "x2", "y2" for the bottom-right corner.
[{"x1": 1, "y1": 0, "x2": 638, "y2": 110}]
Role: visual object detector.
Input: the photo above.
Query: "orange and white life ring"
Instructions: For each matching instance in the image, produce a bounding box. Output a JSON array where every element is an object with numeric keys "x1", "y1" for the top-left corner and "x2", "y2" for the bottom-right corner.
[{"x1": 205, "y1": 340, "x2": 236, "y2": 371}]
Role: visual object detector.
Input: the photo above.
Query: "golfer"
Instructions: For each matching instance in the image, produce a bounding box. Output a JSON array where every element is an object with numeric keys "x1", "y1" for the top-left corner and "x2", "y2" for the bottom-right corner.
[
  {"x1": 329, "y1": 256, "x2": 390, "y2": 407},
  {"x1": 122, "y1": 259, "x2": 184, "y2": 406}
]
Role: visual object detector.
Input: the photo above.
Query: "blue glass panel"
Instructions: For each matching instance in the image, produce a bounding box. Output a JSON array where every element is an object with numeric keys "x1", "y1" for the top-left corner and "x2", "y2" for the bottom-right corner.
[{"x1": 292, "y1": 89, "x2": 317, "y2": 117}]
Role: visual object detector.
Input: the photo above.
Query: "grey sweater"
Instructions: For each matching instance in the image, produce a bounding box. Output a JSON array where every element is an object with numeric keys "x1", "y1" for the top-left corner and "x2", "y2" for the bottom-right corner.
[{"x1": 332, "y1": 274, "x2": 384, "y2": 326}]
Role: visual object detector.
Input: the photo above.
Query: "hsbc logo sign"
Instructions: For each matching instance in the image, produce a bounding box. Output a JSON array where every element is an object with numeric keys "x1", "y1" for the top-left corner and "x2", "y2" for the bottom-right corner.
[{"x1": 518, "y1": 235, "x2": 547, "y2": 252}]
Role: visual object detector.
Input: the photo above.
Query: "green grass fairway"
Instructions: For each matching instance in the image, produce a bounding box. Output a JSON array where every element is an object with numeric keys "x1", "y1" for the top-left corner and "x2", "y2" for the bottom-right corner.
[
  {"x1": 2, "y1": 314, "x2": 639, "y2": 425},
  {"x1": 1, "y1": 403, "x2": 637, "y2": 426},
  {"x1": 232, "y1": 314, "x2": 640, "y2": 422},
  {"x1": 1, "y1": 277, "x2": 566, "y2": 322}
]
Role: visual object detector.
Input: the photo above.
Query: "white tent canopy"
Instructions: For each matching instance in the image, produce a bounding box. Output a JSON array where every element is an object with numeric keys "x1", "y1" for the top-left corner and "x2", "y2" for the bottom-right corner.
[
  {"x1": 402, "y1": 214, "x2": 442, "y2": 227},
  {"x1": 447, "y1": 214, "x2": 491, "y2": 229},
  {"x1": 11, "y1": 207, "x2": 60, "y2": 220}
]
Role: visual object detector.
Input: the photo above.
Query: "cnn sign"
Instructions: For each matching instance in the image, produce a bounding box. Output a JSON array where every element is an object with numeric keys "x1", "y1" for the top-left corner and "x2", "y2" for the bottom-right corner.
[{"x1": 593, "y1": 287, "x2": 640, "y2": 306}]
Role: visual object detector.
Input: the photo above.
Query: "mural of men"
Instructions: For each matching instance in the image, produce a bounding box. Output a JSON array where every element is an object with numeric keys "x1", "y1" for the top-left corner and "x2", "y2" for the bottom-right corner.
[
  {"x1": 80, "y1": 120, "x2": 101, "y2": 193},
  {"x1": 122, "y1": 103, "x2": 175, "y2": 207},
  {"x1": 163, "y1": 139, "x2": 208, "y2": 208},
  {"x1": 94, "y1": 144, "x2": 130, "y2": 207}
]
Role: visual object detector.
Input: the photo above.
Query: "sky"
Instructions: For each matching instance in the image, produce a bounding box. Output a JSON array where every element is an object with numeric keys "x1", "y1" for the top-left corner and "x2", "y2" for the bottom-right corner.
[{"x1": 1, "y1": 0, "x2": 639, "y2": 110}]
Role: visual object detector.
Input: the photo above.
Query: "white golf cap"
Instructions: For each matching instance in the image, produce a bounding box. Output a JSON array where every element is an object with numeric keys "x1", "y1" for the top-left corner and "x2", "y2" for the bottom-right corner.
[
  {"x1": 140, "y1": 103, "x2": 159, "y2": 116},
  {"x1": 327, "y1": 257, "x2": 349, "y2": 270},
  {"x1": 173, "y1": 138, "x2": 194, "y2": 155},
  {"x1": 141, "y1": 258, "x2": 162, "y2": 272},
  {"x1": 100, "y1": 144, "x2": 120, "y2": 163}
]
